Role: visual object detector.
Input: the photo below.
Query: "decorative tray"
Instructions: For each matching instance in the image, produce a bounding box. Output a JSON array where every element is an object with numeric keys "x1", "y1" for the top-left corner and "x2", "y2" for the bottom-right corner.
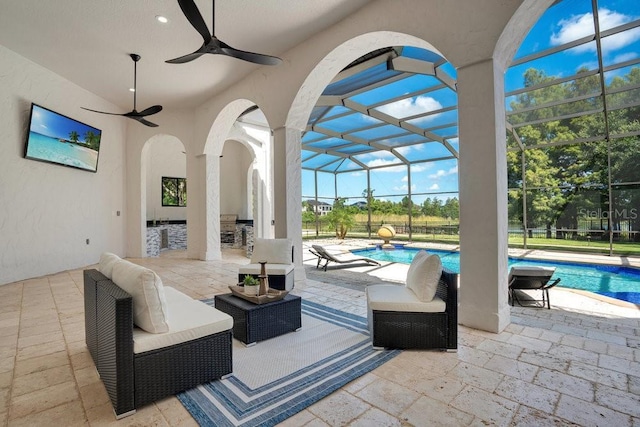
[{"x1": 228, "y1": 285, "x2": 289, "y2": 304}]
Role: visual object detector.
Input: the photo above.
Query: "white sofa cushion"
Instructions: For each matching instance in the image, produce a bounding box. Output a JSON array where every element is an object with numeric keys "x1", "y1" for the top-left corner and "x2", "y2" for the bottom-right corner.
[
  {"x1": 238, "y1": 263, "x2": 294, "y2": 276},
  {"x1": 250, "y1": 238, "x2": 292, "y2": 265},
  {"x1": 132, "y1": 287, "x2": 233, "y2": 354},
  {"x1": 367, "y1": 284, "x2": 446, "y2": 313},
  {"x1": 98, "y1": 252, "x2": 121, "y2": 280},
  {"x1": 112, "y1": 260, "x2": 170, "y2": 334},
  {"x1": 405, "y1": 251, "x2": 442, "y2": 302}
]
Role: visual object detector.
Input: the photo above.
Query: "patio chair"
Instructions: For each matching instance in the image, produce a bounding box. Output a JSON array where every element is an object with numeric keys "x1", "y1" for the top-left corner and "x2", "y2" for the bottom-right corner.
[
  {"x1": 366, "y1": 250, "x2": 458, "y2": 351},
  {"x1": 508, "y1": 266, "x2": 561, "y2": 309},
  {"x1": 309, "y1": 244, "x2": 381, "y2": 271},
  {"x1": 238, "y1": 238, "x2": 294, "y2": 291}
]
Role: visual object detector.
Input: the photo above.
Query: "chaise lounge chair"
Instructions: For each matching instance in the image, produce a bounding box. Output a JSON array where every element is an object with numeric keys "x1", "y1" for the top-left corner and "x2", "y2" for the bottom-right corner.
[
  {"x1": 309, "y1": 244, "x2": 381, "y2": 271},
  {"x1": 508, "y1": 266, "x2": 561, "y2": 309}
]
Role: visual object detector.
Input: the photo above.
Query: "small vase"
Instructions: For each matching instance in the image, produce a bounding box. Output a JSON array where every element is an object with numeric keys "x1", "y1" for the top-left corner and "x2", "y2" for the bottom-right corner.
[{"x1": 245, "y1": 285, "x2": 258, "y2": 296}]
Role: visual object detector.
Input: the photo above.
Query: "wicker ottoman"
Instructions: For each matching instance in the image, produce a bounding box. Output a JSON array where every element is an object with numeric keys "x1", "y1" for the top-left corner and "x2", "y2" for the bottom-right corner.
[{"x1": 214, "y1": 293, "x2": 302, "y2": 346}]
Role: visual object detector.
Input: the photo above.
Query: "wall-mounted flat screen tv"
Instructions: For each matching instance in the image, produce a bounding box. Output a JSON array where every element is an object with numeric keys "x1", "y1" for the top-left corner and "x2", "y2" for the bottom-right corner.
[{"x1": 24, "y1": 103, "x2": 102, "y2": 173}]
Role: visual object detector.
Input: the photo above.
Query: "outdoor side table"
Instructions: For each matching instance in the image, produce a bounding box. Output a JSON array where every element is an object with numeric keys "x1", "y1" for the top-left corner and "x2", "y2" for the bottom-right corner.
[{"x1": 214, "y1": 293, "x2": 302, "y2": 346}]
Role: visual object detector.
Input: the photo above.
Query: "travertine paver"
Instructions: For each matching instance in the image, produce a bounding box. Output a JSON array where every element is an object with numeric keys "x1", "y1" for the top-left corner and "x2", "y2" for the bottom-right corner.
[{"x1": 0, "y1": 244, "x2": 639, "y2": 426}]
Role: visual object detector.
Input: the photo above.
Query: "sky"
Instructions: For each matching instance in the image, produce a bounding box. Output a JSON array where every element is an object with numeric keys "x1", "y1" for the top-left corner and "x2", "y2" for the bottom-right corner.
[
  {"x1": 301, "y1": 0, "x2": 640, "y2": 206},
  {"x1": 29, "y1": 104, "x2": 101, "y2": 143}
]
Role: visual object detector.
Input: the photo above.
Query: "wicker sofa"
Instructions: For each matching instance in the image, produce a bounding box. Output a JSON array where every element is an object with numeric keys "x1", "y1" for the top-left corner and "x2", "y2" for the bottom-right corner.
[
  {"x1": 84, "y1": 254, "x2": 233, "y2": 418},
  {"x1": 366, "y1": 252, "x2": 458, "y2": 351}
]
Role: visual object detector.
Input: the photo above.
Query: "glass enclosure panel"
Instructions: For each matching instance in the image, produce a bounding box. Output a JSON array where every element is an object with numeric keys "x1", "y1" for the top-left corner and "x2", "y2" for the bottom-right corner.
[
  {"x1": 324, "y1": 63, "x2": 401, "y2": 96},
  {"x1": 408, "y1": 108, "x2": 458, "y2": 129},
  {"x1": 403, "y1": 142, "x2": 453, "y2": 162},
  {"x1": 375, "y1": 133, "x2": 427, "y2": 147},
  {"x1": 350, "y1": 74, "x2": 440, "y2": 105},
  {"x1": 302, "y1": 153, "x2": 341, "y2": 170},
  {"x1": 513, "y1": 0, "x2": 592, "y2": 61},
  {"x1": 526, "y1": 188, "x2": 608, "y2": 241},
  {"x1": 401, "y1": 46, "x2": 445, "y2": 63},
  {"x1": 514, "y1": 112, "x2": 607, "y2": 146},
  {"x1": 333, "y1": 144, "x2": 375, "y2": 155},
  {"x1": 375, "y1": 93, "x2": 448, "y2": 119},
  {"x1": 509, "y1": 95, "x2": 603, "y2": 127},
  {"x1": 611, "y1": 184, "x2": 640, "y2": 252},
  {"x1": 507, "y1": 149, "x2": 523, "y2": 188},
  {"x1": 351, "y1": 124, "x2": 405, "y2": 140},
  {"x1": 508, "y1": 188, "x2": 524, "y2": 240},
  {"x1": 301, "y1": 169, "x2": 337, "y2": 200},
  {"x1": 606, "y1": 87, "x2": 640, "y2": 111},
  {"x1": 526, "y1": 142, "x2": 608, "y2": 189},
  {"x1": 320, "y1": 112, "x2": 382, "y2": 133},
  {"x1": 336, "y1": 172, "x2": 368, "y2": 198},
  {"x1": 507, "y1": 42, "x2": 598, "y2": 93},
  {"x1": 610, "y1": 136, "x2": 640, "y2": 183},
  {"x1": 429, "y1": 126, "x2": 458, "y2": 138}
]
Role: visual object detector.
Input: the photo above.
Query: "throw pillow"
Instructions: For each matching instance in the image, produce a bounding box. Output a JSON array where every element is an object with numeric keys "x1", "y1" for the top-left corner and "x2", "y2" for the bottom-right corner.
[
  {"x1": 406, "y1": 251, "x2": 443, "y2": 302},
  {"x1": 98, "y1": 252, "x2": 121, "y2": 279},
  {"x1": 112, "y1": 260, "x2": 170, "y2": 334},
  {"x1": 250, "y1": 238, "x2": 293, "y2": 264}
]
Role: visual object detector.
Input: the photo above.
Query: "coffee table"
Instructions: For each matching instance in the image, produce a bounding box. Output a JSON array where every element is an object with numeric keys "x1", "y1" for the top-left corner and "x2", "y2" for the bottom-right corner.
[{"x1": 214, "y1": 293, "x2": 301, "y2": 346}]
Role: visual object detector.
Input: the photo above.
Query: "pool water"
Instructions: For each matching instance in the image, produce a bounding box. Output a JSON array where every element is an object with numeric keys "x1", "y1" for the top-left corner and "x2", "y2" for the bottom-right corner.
[{"x1": 352, "y1": 246, "x2": 640, "y2": 305}]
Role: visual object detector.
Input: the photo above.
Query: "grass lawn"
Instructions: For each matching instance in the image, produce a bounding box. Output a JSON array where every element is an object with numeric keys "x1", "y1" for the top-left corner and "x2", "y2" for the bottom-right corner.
[{"x1": 303, "y1": 229, "x2": 640, "y2": 257}]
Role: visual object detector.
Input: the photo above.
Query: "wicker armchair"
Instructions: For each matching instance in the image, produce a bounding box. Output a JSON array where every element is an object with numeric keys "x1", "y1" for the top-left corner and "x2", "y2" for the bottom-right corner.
[
  {"x1": 84, "y1": 269, "x2": 233, "y2": 418},
  {"x1": 367, "y1": 268, "x2": 458, "y2": 351}
]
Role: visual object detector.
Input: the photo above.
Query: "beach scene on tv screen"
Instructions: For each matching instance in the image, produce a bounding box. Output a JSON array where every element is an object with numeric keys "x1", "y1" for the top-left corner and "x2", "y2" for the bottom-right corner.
[{"x1": 26, "y1": 105, "x2": 101, "y2": 172}]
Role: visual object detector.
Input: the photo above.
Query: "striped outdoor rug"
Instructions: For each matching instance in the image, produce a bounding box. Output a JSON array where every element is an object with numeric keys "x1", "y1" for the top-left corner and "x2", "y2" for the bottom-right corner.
[{"x1": 177, "y1": 299, "x2": 400, "y2": 426}]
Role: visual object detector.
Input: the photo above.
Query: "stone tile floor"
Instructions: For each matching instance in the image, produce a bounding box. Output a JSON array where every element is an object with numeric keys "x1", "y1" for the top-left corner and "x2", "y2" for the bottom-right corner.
[{"x1": 0, "y1": 242, "x2": 639, "y2": 426}]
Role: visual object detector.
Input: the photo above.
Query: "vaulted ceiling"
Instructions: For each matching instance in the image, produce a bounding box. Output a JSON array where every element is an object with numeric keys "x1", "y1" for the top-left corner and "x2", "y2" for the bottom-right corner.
[{"x1": 0, "y1": 0, "x2": 372, "y2": 110}]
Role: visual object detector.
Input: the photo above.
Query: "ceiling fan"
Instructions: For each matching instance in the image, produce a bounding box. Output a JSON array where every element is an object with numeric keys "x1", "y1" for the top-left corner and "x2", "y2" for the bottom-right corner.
[
  {"x1": 166, "y1": 0, "x2": 282, "y2": 66},
  {"x1": 82, "y1": 54, "x2": 162, "y2": 127}
]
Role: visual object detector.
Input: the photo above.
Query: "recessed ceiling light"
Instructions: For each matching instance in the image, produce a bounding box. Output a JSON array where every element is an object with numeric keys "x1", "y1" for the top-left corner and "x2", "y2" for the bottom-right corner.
[
  {"x1": 129, "y1": 88, "x2": 135, "y2": 92},
  {"x1": 156, "y1": 15, "x2": 169, "y2": 24}
]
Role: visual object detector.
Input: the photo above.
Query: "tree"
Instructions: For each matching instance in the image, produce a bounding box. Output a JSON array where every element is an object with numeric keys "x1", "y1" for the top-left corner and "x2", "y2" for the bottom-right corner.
[
  {"x1": 84, "y1": 131, "x2": 101, "y2": 151},
  {"x1": 68, "y1": 130, "x2": 79, "y2": 143},
  {"x1": 326, "y1": 198, "x2": 356, "y2": 239}
]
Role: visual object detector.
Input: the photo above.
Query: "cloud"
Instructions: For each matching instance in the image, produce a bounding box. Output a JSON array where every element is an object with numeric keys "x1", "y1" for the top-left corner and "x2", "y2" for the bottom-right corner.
[
  {"x1": 429, "y1": 184, "x2": 440, "y2": 190},
  {"x1": 366, "y1": 158, "x2": 406, "y2": 171},
  {"x1": 551, "y1": 9, "x2": 640, "y2": 54},
  {"x1": 376, "y1": 95, "x2": 443, "y2": 119},
  {"x1": 613, "y1": 51, "x2": 639, "y2": 63},
  {"x1": 401, "y1": 175, "x2": 408, "y2": 182},
  {"x1": 428, "y1": 165, "x2": 458, "y2": 180},
  {"x1": 394, "y1": 184, "x2": 416, "y2": 192}
]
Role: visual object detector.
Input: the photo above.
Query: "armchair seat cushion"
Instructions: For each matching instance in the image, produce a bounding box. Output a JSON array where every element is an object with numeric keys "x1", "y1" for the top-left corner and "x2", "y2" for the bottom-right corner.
[
  {"x1": 367, "y1": 284, "x2": 446, "y2": 313},
  {"x1": 238, "y1": 263, "x2": 294, "y2": 276},
  {"x1": 132, "y1": 287, "x2": 233, "y2": 354}
]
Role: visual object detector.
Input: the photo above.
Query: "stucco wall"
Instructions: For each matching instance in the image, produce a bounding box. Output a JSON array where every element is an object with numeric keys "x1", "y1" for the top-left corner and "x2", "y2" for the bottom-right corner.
[
  {"x1": 0, "y1": 44, "x2": 127, "y2": 285},
  {"x1": 220, "y1": 140, "x2": 253, "y2": 220}
]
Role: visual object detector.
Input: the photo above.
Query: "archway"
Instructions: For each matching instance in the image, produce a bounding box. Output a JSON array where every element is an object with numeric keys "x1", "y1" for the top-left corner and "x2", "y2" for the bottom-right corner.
[
  {"x1": 141, "y1": 134, "x2": 187, "y2": 257},
  {"x1": 199, "y1": 100, "x2": 275, "y2": 260},
  {"x1": 282, "y1": 32, "x2": 454, "y2": 284}
]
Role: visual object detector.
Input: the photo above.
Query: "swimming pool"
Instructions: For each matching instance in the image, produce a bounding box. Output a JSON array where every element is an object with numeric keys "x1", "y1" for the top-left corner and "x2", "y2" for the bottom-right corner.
[{"x1": 352, "y1": 246, "x2": 640, "y2": 305}]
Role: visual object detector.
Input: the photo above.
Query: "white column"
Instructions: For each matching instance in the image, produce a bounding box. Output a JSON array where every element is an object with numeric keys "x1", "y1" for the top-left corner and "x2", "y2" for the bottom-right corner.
[
  {"x1": 272, "y1": 126, "x2": 306, "y2": 284},
  {"x1": 187, "y1": 153, "x2": 221, "y2": 260},
  {"x1": 457, "y1": 58, "x2": 510, "y2": 333}
]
